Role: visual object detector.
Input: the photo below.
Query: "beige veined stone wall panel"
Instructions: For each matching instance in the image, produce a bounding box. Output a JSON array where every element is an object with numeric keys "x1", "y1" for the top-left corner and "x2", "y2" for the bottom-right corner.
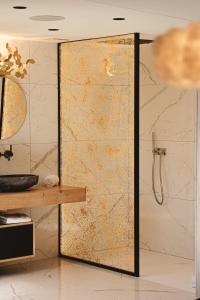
[{"x1": 60, "y1": 34, "x2": 135, "y2": 272}]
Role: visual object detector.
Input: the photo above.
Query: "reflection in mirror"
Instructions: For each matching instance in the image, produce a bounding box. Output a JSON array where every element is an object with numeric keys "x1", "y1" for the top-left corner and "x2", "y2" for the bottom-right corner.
[{"x1": 0, "y1": 77, "x2": 27, "y2": 140}]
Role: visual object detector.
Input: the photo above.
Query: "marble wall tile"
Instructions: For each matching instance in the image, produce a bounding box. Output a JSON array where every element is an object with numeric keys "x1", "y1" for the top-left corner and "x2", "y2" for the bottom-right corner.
[
  {"x1": 61, "y1": 85, "x2": 131, "y2": 142},
  {"x1": 31, "y1": 144, "x2": 58, "y2": 259},
  {"x1": 29, "y1": 42, "x2": 57, "y2": 86},
  {"x1": 61, "y1": 40, "x2": 134, "y2": 87},
  {"x1": 0, "y1": 39, "x2": 58, "y2": 264},
  {"x1": 61, "y1": 193, "x2": 129, "y2": 252},
  {"x1": 92, "y1": 246, "x2": 134, "y2": 272},
  {"x1": 31, "y1": 205, "x2": 58, "y2": 259},
  {"x1": 31, "y1": 143, "x2": 58, "y2": 184},
  {"x1": 30, "y1": 84, "x2": 58, "y2": 144},
  {"x1": 0, "y1": 144, "x2": 30, "y2": 174},
  {"x1": 61, "y1": 140, "x2": 129, "y2": 196},
  {"x1": 61, "y1": 193, "x2": 134, "y2": 270},
  {"x1": 140, "y1": 85, "x2": 197, "y2": 142},
  {"x1": 60, "y1": 35, "x2": 135, "y2": 272},
  {"x1": 140, "y1": 44, "x2": 162, "y2": 86},
  {"x1": 140, "y1": 194, "x2": 195, "y2": 259},
  {"x1": 140, "y1": 140, "x2": 195, "y2": 201},
  {"x1": 140, "y1": 43, "x2": 196, "y2": 260}
]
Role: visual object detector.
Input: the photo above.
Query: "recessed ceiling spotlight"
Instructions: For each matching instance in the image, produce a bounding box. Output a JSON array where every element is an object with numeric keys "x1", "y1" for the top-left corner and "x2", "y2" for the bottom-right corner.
[
  {"x1": 30, "y1": 15, "x2": 65, "y2": 21},
  {"x1": 113, "y1": 17, "x2": 126, "y2": 21},
  {"x1": 13, "y1": 6, "x2": 27, "y2": 9},
  {"x1": 48, "y1": 28, "x2": 60, "y2": 31}
]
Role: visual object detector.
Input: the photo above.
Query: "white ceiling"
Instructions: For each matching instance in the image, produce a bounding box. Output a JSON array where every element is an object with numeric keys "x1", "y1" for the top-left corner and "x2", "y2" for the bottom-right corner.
[{"x1": 0, "y1": 0, "x2": 197, "y2": 41}]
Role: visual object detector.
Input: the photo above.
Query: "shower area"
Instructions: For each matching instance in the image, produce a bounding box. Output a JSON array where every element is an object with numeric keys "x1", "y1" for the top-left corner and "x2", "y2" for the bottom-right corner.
[
  {"x1": 58, "y1": 33, "x2": 197, "y2": 290},
  {"x1": 59, "y1": 33, "x2": 138, "y2": 275},
  {"x1": 140, "y1": 41, "x2": 196, "y2": 292}
]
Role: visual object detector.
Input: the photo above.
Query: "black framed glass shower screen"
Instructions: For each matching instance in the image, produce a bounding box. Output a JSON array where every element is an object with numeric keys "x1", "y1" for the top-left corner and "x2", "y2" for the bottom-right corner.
[{"x1": 59, "y1": 33, "x2": 139, "y2": 275}]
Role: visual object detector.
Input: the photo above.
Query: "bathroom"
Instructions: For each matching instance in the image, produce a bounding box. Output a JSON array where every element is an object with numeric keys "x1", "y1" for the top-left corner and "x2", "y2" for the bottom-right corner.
[{"x1": 0, "y1": 2, "x2": 199, "y2": 300}]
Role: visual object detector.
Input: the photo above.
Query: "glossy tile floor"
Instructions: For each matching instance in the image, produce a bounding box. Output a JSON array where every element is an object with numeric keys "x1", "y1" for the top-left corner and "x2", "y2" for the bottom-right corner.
[
  {"x1": 0, "y1": 257, "x2": 195, "y2": 300},
  {"x1": 141, "y1": 249, "x2": 195, "y2": 293}
]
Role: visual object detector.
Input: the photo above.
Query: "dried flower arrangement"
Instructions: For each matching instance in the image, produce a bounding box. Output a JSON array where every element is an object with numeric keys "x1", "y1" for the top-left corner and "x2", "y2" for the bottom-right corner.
[{"x1": 0, "y1": 43, "x2": 35, "y2": 79}]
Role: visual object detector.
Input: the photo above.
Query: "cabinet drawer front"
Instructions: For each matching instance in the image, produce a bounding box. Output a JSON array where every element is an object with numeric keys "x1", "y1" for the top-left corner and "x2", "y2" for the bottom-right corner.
[{"x1": 0, "y1": 223, "x2": 34, "y2": 262}]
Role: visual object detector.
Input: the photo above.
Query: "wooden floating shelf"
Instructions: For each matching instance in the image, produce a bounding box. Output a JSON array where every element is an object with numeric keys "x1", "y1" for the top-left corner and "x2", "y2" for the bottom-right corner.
[{"x1": 0, "y1": 185, "x2": 86, "y2": 211}]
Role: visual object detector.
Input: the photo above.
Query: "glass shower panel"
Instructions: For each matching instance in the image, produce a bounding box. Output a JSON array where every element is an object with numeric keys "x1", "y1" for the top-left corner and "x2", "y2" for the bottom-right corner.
[{"x1": 60, "y1": 34, "x2": 135, "y2": 272}]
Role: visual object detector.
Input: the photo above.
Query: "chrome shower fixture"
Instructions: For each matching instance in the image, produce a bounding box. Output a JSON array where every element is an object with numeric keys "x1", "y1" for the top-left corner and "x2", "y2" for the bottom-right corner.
[
  {"x1": 153, "y1": 147, "x2": 167, "y2": 156},
  {"x1": 152, "y1": 132, "x2": 166, "y2": 206}
]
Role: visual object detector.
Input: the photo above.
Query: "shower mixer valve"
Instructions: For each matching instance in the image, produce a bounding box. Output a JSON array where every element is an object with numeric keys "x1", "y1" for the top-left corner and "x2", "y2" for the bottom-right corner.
[{"x1": 153, "y1": 147, "x2": 167, "y2": 156}]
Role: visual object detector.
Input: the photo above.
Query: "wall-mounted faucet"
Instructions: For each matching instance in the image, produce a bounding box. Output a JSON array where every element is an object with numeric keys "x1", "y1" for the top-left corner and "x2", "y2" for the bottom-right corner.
[{"x1": 0, "y1": 145, "x2": 13, "y2": 161}]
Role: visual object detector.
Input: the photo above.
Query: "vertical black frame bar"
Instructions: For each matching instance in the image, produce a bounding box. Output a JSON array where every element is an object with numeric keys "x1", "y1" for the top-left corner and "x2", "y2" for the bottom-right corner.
[
  {"x1": 57, "y1": 33, "x2": 140, "y2": 277},
  {"x1": 57, "y1": 43, "x2": 61, "y2": 183},
  {"x1": 57, "y1": 43, "x2": 62, "y2": 256},
  {"x1": 134, "y1": 32, "x2": 140, "y2": 277},
  {"x1": 0, "y1": 77, "x2": 6, "y2": 140}
]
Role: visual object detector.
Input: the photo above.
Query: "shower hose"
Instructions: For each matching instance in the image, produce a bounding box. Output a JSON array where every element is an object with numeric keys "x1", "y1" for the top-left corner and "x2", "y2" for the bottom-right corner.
[{"x1": 152, "y1": 150, "x2": 164, "y2": 206}]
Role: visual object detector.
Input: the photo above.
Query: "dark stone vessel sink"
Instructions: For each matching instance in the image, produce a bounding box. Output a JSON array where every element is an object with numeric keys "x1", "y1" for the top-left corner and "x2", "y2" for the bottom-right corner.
[{"x1": 0, "y1": 174, "x2": 39, "y2": 192}]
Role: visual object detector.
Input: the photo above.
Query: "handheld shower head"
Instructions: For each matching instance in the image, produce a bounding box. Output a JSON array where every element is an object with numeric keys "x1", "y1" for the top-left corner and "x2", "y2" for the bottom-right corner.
[{"x1": 151, "y1": 131, "x2": 166, "y2": 206}]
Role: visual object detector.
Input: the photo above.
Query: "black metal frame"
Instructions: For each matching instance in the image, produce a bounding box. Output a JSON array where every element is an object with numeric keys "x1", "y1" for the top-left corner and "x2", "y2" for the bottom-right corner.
[
  {"x1": 57, "y1": 43, "x2": 62, "y2": 254},
  {"x1": 134, "y1": 32, "x2": 140, "y2": 277},
  {"x1": 0, "y1": 77, "x2": 5, "y2": 139},
  {"x1": 57, "y1": 33, "x2": 140, "y2": 277}
]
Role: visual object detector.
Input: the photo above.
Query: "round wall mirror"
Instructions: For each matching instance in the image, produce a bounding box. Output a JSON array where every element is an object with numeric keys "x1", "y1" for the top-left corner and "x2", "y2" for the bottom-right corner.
[{"x1": 0, "y1": 77, "x2": 27, "y2": 140}]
